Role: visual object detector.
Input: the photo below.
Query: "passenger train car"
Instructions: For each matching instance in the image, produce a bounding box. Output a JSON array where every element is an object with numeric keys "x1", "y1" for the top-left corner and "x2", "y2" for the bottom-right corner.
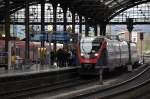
[
  {"x1": 77, "y1": 36, "x2": 139, "y2": 75},
  {"x1": 0, "y1": 40, "x2": 40, "y2": 63},
  {"x1": 0, "y1": 40, "x2": 66, "y2": 65}
]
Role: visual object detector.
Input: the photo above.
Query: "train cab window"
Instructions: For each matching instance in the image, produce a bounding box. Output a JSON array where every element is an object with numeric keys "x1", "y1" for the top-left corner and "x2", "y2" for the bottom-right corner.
[{"x1": 80, "y1": 37, "x2": 103, "y2": 54}]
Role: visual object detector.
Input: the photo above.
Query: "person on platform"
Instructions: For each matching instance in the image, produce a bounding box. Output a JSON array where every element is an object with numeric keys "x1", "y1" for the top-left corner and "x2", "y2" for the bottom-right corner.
[
  {"x1": 56, "y1": 48, "x2": 64, "y2": 67},
  {"x1": 50, "y1": 50, "x2": 54, "y2": 65}
]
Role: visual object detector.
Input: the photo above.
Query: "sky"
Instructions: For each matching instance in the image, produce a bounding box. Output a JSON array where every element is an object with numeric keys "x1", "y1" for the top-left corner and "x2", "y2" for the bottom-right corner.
[{"x1": 108, "y1": 25, "x2": 150, "y2": 34}]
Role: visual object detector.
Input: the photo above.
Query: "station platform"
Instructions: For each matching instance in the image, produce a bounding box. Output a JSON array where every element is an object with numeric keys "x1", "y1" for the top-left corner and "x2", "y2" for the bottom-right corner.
[
  {"x1": 0, "y1": 64, "x2": 79, "y2": 99},
  {"x1": 0, "y1": 64, "x2": 78, "y2": 78}
]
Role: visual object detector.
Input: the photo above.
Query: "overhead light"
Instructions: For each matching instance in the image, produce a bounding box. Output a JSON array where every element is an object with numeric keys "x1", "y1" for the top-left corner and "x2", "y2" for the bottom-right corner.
[{"x1": 2, "y1": 34, "x2": 5, "y2": 37}]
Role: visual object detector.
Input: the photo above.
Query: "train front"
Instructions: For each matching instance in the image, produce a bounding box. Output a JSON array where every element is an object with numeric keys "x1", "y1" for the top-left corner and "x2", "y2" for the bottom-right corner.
[{"x1": 77, "y1": 37, "x2": 105, "y2": 73}]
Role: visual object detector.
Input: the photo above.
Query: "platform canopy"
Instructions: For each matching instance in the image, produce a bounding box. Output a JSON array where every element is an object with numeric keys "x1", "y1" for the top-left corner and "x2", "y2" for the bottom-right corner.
[{"x1": 0, "y1": 0, "x2": 149, "y2": 23}]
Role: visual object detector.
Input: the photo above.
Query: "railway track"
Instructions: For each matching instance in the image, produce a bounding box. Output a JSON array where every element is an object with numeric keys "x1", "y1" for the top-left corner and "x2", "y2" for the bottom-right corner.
[
  {"x1": 0, "y1": 67, "x2": 79, "y2": 99},
  {"x1": 24, "y1": 64, "x2": 149, "y2": 99},
  {"x1": 70, "y1": 64, "x2": 150, "y2": 99},
  {"x1": 21, "y1": 78, "x2": 98, "y2": 99},
  {"x1": 1, "y1": 76, "x2": 99, "y2": 99}
]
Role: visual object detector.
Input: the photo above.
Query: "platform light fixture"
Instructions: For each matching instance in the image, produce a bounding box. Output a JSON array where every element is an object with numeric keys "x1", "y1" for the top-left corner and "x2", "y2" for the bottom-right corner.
[{"x1": 2, "y1": 34, "x2": 5, "y2": 37}]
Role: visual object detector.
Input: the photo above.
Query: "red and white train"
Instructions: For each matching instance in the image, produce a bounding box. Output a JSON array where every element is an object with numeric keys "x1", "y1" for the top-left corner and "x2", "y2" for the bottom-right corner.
[{"x1": 77, "y1": 36, "x2": 139, "y2": 75}]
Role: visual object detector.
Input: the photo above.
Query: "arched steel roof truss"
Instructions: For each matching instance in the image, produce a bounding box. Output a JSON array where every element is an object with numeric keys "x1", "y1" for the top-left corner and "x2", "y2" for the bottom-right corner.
[{"x1": 0, "y1": 0, "x2": 149, "y2": 23}]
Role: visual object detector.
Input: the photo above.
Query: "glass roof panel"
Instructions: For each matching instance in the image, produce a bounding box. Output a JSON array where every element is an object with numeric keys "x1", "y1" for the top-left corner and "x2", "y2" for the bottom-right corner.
[
  {"x1": 110, "y1": 2, "x2": 150, "y2": 22},
  {"x1": 104, "y1": 0, "x2": 114, "y2": 6}
]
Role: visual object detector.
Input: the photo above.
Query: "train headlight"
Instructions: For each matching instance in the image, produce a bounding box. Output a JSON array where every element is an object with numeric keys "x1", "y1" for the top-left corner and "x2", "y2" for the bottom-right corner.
[
  {"x1": 94, "y1": 53, "x2": 99, "y2": 56},
  {"x1": 81, "y1": 53, "x2": 84, "y2": 56}
]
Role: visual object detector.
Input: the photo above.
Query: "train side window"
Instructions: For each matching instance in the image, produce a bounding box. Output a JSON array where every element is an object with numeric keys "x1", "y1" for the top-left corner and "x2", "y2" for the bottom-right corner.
[{"x1": 109, "y1": 43, "x2": 114, "y2": 50}]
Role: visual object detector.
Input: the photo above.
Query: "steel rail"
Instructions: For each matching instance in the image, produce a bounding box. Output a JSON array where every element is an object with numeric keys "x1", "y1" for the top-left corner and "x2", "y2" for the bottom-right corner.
[
  {"x1": 44, "y1": 64, "x2": 150, "y2": 99},
  {"x1": 73, "y1": 65, "x2": 150, "y2": 99}
]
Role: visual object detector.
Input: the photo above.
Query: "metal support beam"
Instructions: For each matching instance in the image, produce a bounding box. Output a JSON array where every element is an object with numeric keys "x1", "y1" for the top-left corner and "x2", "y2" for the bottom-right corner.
[
  {"x1": 25, "y1": 0, "x2": 30, "y2": 65},
  {"x1": 94, "y1": 24, "x2": 97, "y2": 36},
  {"x1": 41, "y1": 0, "x2": 45, "y2": 47},
  {"x1": 4, "y1": 0, "x2": 10, "y2": 70},
  {"x1": 0, "y1": 21, "x2": 86, "y2": 25},
  {"x1": 52, "y1": 3, "x2": 57, "y2": 64},
  {"x1": 52, "y1": 4, "x2": 57, "y2": 31},
  {"x1": 85, "y1": 17, "x2": 89, "y2": 36},
  {"x1": 63, "y1": 7, "x2": 67, "y2": 31},
  {"x1": 79, "y1": 15, "x2": 82, "y2": 34},
  {"x1": 72, "y1": 10, "x2": 75, "y2": 33},
  {"x1": 100, "y1": 24, "x2": 106, "y2": 36}
]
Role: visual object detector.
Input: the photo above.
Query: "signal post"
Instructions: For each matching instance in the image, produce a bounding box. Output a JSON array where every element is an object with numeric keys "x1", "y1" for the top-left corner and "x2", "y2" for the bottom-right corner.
[
  {"x1": 127, "y1": 18, "x2": 134, "y2": 72},
  {"x1": 140, "y1": 32, "x2": 144, "y2": 63}
]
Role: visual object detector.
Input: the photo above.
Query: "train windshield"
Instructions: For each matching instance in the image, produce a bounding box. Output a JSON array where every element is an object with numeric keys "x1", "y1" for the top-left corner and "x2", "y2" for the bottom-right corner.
[{"x1": 80, "y1": 37, "x2": 103, "y2": 53}]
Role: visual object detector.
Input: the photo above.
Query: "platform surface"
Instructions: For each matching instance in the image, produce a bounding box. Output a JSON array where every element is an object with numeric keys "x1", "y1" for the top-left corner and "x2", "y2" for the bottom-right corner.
[{"x1": 0, "y1": 64, "x2": 78, "y2": 78}]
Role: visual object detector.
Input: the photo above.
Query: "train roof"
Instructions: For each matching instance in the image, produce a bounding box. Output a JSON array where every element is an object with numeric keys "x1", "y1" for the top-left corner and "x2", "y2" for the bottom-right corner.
[
  {"x1": 80, "y1": 35, "x2": 137, "y2": 43},
  {"x1": 80, "y1": 36, "x2": 104, "y2": 39},
  {"x1": 105, "y1": 35, "x2": 120, "y2": 40},
  {"x1": 80, "y1": 36, "x2": 104, "y2": 42},
  {"x1": 80, "y1": 35, "x2": 121, "y2": 41}
]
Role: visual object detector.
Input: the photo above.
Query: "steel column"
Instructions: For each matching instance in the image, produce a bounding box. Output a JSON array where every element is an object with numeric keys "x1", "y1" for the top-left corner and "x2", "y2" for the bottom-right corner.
[
  {"x1": 4, "y1": 0, "x2": 10, "y2": 70},
  {"x1": 63, "y1": 7, "x2": 67, "y2": 31},
  {"x1": 52, "y1": 3, "x2": 57, "y2": 31},
  {"x1": 85, "y1": 17, "x2": 89, "y2": 36},
  {"x1": 100, "y1": 24, "x2": 106, "y2": 36},
  {"x1": 72, "y1": 11, "x2": 75, "y2": 33},
  {"x1": 41, "y1": 0, "x2": 45, "y2": 47},
  {"x1": 79, "y1": 15, "x2": 82, "y2": 34},
  {"x1": 52, "y1": 3, "x2": 57, "y2": 63},
  {"x1": 25, "y1": 0, "x2": 30, "y2": 64},
  {"x1": 94, "y1": 24, "x2": 97, "y2": 36}
]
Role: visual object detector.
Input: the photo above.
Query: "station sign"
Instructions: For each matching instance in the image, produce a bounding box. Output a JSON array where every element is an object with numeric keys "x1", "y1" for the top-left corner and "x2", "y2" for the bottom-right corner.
[{"x1": 30, "y1": 31, "x2": 70, "y2": 43}]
